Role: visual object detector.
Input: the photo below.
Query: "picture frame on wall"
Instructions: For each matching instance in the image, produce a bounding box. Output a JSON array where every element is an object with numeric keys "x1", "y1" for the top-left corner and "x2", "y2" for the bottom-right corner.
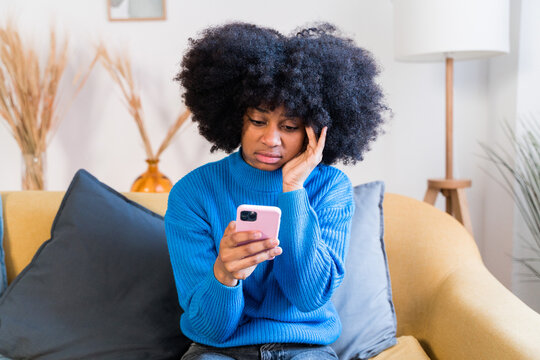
[{"x1": 108, "y1": 0, "x2": 166, "y2": 21}]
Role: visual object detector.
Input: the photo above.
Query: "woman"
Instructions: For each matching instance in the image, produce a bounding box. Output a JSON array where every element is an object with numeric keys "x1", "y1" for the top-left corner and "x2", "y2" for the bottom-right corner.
[{"x1": 165, "y1": 22, "x2": 387, "y2": 359}]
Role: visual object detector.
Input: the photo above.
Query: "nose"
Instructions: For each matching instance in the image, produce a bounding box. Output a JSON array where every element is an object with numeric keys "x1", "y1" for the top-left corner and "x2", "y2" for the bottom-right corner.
[{"x1": 261, "y1": 125, "x2": 281, "y2": 147}]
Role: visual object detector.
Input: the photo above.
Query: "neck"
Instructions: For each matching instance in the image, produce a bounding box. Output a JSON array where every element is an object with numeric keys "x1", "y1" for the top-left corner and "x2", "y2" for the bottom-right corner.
[{"x1": 228, "y1": 150, "x2": 283, "y2": 193}]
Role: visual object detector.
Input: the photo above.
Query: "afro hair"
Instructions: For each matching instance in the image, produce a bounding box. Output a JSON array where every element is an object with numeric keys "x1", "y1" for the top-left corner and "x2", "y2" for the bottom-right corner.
[{"x1": 175, "y1": 22, "x2": 389, "y2": 165}]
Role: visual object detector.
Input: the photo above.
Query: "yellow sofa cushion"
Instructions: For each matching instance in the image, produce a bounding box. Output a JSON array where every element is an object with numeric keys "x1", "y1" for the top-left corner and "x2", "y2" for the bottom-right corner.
[{"x1": 371, "y1": 336, "x2": 430, "y2": 359}]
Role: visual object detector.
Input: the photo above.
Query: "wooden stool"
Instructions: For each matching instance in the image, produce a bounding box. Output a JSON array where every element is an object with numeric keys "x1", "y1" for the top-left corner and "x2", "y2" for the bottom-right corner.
[{"x1": 424, "y1": 178, "x2": 473, "y2": 235}]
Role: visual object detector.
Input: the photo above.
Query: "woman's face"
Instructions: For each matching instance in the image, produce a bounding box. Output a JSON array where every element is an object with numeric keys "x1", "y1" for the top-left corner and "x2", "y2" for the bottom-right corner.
[{"x1": 241, "y1": 105, "x2": 306, "y2": 171}]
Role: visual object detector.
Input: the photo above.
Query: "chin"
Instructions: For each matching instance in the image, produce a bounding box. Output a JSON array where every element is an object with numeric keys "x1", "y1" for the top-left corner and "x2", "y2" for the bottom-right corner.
[{"x1": 255, "y1": 162, "x2": 282, "y2": 171}]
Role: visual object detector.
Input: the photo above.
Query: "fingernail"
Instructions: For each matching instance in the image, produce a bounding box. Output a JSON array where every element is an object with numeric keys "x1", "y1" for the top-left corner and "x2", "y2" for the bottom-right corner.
[{"x1": 254, "y1": 232, "x2": 262, "y2": 239}]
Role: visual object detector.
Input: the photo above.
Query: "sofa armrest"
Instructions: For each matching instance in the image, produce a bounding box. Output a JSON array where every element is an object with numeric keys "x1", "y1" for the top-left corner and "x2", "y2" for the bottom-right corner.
[{"x1": 424, "y1": 261, "x2": 540, "y2": 360}]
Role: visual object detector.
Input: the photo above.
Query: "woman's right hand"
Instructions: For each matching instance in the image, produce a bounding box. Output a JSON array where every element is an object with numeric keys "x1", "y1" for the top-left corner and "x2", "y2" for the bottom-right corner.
[{"x1": 213, "y1": 221, "x2": 282, "y2": 287}]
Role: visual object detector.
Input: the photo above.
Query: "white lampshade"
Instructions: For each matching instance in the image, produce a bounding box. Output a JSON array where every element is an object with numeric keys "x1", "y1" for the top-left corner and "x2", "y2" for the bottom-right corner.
[{"x1": 393, "y1": 0, "x2": 510, "y2": 62}]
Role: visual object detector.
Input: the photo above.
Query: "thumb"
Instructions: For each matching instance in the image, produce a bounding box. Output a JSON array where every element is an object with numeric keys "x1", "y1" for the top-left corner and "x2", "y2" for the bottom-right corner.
[{"x1": 224, "y1": 221, "x2": 236, "y2": 236}]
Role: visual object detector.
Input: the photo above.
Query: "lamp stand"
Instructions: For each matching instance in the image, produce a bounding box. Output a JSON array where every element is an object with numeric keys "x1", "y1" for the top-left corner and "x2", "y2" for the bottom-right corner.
[{"x1": 423, "y1": 58, "x2": 473, "y2": 235}]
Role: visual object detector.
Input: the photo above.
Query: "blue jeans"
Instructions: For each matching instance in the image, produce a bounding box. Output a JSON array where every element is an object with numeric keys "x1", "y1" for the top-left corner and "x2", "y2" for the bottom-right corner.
[{"x1": 181, "y1": 342, "x2": 338, "y2": 360}]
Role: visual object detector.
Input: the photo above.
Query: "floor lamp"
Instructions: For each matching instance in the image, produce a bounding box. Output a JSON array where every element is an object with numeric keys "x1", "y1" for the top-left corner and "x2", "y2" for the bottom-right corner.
[{"x1": 393, "y1": 0, "x2": 509, "y2": 235}]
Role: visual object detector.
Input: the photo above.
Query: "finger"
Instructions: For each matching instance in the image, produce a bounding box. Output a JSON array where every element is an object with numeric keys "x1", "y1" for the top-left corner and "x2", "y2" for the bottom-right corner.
[
  {"x1": 222, "y1": 221, "x2": 236, "y2": 247},
  {"x1": 221, "y1": 238, "x2": 278, "y2": 263},
  {"x1": 227, "y1": 247, "x2": 283, "y2": 273},
  {"x1": 230, "y1": 230, "x2": 263, "y2": 246},
  {"x1": 224, "y1": 221, "x2": 236, "y2": 236},
  {"x1": 305, "y1": 126, "x2": 317, "y2": 148},
  {"x1": 316, "y1": 126, "x2": 328, "y2": 153},
  {"x1": 237, "y1": 238, "x2": 279, "y2": 258}
]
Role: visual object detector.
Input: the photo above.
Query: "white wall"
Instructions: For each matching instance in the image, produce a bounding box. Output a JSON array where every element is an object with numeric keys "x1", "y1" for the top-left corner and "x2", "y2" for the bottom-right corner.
[
  {"x1": 511, "y1": 0, "x2": 540, "y2": 312},
  {"x1": 484, "y1": 0, "x2": 521, "y2": 298},
  {"x1": 0, "y1": 0, "x2": 523, "y2": 300}
]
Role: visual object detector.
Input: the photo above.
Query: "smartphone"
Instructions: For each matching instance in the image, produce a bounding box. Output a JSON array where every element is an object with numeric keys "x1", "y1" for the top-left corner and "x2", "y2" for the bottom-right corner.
[{"x1": 236, "y1": 204, "x2": 281, "y2": 241}]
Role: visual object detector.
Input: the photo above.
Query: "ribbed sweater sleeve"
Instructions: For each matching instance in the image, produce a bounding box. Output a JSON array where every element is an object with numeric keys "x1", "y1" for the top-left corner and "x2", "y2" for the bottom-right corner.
[
  {"x1": 273, "y1": 172, "x2": 354, "y2": 312},
  {"x1": 164, "y1": 181, "x2": 244, "y2": 343}
]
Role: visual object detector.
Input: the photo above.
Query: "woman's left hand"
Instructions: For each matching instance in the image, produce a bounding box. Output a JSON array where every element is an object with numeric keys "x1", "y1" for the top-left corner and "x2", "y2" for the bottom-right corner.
[{"x1": 282, "y1": 126, "x2": 327, "y2": 192}]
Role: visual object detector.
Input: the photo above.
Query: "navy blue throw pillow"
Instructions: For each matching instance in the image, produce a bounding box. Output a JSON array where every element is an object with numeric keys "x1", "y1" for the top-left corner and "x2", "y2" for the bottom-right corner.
[{"x1": 0, "y1": 169, "x2": 190, "y2": 359}]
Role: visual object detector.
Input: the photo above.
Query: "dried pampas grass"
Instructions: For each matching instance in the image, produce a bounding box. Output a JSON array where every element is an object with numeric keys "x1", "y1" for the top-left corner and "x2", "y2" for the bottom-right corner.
[
  {"x1": 97, "y1": 45, "x2": 190, "y2": 161},
  {"x1": 0, "y1": 22, "x2": 97, "y2": 189}
]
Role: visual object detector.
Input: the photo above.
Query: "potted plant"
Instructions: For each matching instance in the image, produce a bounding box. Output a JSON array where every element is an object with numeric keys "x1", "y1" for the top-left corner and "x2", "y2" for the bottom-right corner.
[
  {"x1": 480, "y1": 118, "x2": 540, "y2": 280},
  {"x1": 0, "y1": 23, "x2": 97, "y2": 189},
  {"x1": 97, "y1": 45, "x2": 190, "y2": 193}
]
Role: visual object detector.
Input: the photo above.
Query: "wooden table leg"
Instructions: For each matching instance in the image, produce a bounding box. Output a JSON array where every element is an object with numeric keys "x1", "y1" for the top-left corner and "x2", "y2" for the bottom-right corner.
[
  {"x1": 424, "y1": 187, "x2": 439, "y2": 205},
  {"x1": 424, "y1": 178, "x2": 473, "y2": 236},
  {"x1": 445, "y1": 190, "x2": 452, "y2": 215},
  {"x1": 451, "y1": 188, "x2": 473, "y2": 235}
]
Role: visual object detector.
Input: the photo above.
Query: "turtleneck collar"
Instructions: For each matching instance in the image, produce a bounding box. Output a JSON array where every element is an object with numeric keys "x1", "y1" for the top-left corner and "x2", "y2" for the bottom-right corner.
[
  {"x1": 228, "y1": 149, "x2": 284, "y2": 193},
  {"x1": 227, "y1": 148, "x2": 322, "y2": 193}
]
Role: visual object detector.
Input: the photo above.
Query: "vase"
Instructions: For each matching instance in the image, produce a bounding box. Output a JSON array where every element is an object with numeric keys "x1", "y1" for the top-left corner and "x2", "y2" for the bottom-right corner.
[
  {"x1": 130, "y1": 159, "x2": 172, "y2": 193},
  {"x1": 21, "y1": 152, "x2": 47, "y2": 190}
]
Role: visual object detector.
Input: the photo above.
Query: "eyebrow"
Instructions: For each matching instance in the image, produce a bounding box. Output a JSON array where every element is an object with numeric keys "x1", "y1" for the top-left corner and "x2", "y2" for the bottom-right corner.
[{"x1": 254, "y1": 107, "x2": 298, "y2": 120}]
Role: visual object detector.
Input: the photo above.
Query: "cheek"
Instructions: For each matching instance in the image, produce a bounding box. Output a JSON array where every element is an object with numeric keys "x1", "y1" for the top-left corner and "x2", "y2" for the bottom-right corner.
[
  {"x1": 240, "y1": 124, "x2": 255, "y2": 147},
  {"x1": 288, "y1": 132, "x2": 306, "y2": 153}
]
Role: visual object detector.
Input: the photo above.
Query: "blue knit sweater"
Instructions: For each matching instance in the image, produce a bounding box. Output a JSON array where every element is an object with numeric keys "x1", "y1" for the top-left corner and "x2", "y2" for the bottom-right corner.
[{"x1": 164, "y1": 150, "x2": 354, "y2": 347}]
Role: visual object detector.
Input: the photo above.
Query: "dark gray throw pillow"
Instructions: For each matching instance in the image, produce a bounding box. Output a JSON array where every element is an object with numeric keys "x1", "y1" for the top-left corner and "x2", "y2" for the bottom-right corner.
[
  {"x1": 0, "y1": 169, "x2": 190, "y2": 359},
  {"x1": 331, "y1": 181, "x2": 397, "y2": 360},
  {"x1": 0, "y1": 196, "x2": 6, "y2": 297}
]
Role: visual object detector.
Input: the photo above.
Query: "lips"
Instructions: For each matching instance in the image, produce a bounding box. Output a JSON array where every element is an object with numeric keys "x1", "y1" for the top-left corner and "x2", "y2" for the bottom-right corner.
[{"x1": 255, "y1": 152, "x2": 282, "y2": 164}]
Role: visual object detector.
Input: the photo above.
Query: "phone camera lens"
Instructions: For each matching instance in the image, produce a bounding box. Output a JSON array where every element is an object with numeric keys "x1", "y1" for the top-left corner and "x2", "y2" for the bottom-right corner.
[
  {"x1": 240, "y1": 211, "x2": 248, "y2": 221},
  {"x1": 240, "y1": 211, "x2": 257, "y2": 222}
]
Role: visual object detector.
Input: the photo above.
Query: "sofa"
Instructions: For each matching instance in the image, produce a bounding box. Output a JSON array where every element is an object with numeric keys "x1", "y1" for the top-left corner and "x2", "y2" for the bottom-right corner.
[{"x1": 1, "y1": 189, "x2": 540, "y2": 359}]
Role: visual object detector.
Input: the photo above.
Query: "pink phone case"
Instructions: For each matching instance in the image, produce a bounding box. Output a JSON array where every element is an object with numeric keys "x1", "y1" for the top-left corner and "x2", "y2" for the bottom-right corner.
[{"x1": 236, "y1": 204, "x2": 281, "y2": 240}]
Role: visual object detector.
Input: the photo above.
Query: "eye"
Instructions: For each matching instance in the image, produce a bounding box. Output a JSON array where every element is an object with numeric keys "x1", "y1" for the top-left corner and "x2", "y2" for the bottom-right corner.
[
  {"x1": 248, "y1": 117, "x2": 265, "y2": 126},
  {"x1": 283, "y1": 125, "x2": 299, "y2": 132}
]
